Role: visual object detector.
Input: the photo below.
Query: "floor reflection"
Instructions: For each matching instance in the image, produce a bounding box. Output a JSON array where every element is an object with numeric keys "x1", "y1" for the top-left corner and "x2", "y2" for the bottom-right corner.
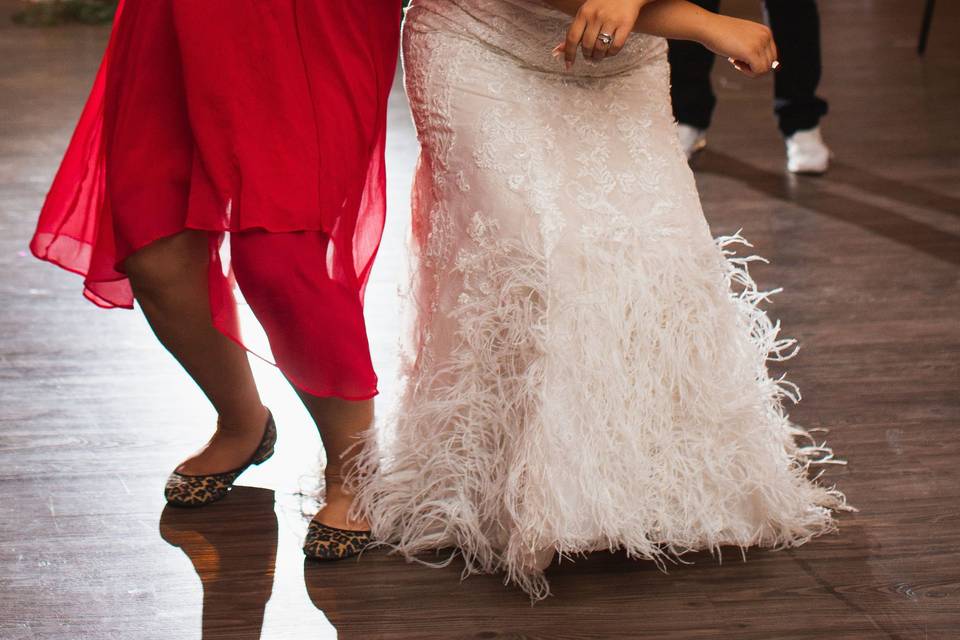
[
  {"x1": 303, "y1": 555, "x2": 394, "y2": 637},
  {"x1": 159, "y1": 487, "x2": 278, "y2": 640},
  {"x1": 696, "y1": 150, "x2": 960, "y2": 266}
]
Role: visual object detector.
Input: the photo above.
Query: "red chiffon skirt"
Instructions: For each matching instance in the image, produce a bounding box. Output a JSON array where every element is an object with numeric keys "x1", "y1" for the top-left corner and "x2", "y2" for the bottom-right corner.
[{"x1": 30, "y1": 0, "x2": 401, "y2": 400}]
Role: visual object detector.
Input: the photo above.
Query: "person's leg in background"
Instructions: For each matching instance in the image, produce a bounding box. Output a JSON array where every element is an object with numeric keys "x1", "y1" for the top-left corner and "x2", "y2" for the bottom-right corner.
[
  {"x1": 764, "y1": 0, "x2": 832, "y2": 174},
  {"x1": 668, "y1": 0, "x2": 722, "y2": 158}
]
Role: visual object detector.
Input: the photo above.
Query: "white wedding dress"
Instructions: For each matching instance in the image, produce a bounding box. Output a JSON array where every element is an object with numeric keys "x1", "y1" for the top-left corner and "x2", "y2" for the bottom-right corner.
[{"x1": 353, "y1": 0, "x2": 847, "y2": 599}]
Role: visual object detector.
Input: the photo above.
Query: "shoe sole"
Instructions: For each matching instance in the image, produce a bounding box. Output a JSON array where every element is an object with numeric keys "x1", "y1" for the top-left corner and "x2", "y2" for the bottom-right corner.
[
  {"x1": 788, "y1": 149, "x2": 832, "y2": 176},
  {"x1": 789, "y1": 167, "x2": 828, "y2": 176}
]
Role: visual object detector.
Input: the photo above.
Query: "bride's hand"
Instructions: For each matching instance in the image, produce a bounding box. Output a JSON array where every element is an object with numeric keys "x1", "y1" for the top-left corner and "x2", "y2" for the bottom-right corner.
[
  {"x1": 699, "y1": 14, "x2": 779, "y2": 78},
  {"x1": 561, "y1": 0, "x2": 651, "y2": 67}
]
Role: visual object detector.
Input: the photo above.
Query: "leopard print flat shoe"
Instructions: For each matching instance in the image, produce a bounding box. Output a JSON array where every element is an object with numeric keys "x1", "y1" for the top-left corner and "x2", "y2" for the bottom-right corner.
[
  {"x1": 302, "y1": 517, "x2": 372, "y2": 561},
  {"x1": 164, "y1": 410, "x2": 277, "y2": 508}
]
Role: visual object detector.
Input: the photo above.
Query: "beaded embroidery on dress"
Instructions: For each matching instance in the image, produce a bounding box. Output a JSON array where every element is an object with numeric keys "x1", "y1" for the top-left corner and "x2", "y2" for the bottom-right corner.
[{"x1": 352, "y1": 0, "x2": 848, "y2": 600}]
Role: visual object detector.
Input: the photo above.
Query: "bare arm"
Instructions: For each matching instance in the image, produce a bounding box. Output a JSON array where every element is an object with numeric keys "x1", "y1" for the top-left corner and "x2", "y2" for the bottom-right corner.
[
  {"x1": 546, "y1": 0, "x2": 778, "y2": 78},
  {"x1": 548, "y1": 0, "x2": 713, "y2": 43}
]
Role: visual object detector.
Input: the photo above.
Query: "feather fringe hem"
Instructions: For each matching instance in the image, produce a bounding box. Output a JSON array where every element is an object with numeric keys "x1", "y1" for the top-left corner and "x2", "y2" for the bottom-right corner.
[{"x1": 349, "y1": 230, "x2": 851, "y2": 602}]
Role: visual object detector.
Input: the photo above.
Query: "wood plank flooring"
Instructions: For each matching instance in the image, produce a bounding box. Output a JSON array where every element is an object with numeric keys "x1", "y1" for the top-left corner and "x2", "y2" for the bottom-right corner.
[{"x1": 1, "y1": 1, "x2": 958, "y2": 638}]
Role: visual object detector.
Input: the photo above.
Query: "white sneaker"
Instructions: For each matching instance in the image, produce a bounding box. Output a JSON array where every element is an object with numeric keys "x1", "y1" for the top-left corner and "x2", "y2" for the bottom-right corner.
[
  {"x1": 677, "y1": 123, "x2": 707, "y2": 160},
  {"x1": 785, "y1": 126, "x2": 831, "y2": 175}
]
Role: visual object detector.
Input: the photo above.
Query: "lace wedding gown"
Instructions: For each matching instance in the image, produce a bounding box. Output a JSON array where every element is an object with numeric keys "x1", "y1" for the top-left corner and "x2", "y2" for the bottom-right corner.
[{"x1": 353, "y1": 0, "x2": 847, "y2": 599}]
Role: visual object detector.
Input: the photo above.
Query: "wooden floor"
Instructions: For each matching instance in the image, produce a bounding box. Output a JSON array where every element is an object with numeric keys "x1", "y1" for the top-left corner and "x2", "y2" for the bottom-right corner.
[{"x1": 1, "y1": 1, "x2": 958, "y2": 638}]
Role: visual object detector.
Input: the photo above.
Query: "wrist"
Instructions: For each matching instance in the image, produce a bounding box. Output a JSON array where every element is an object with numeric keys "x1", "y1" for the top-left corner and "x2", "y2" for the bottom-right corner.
[{"x1": 692, "y1": 11, "x2": 725, "y2": 51}]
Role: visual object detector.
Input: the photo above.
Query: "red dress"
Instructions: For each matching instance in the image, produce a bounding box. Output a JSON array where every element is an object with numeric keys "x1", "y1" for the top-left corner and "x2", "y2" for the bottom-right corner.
[{"x1": 30, "y1": 0, "x2": 401, "y2": 400}]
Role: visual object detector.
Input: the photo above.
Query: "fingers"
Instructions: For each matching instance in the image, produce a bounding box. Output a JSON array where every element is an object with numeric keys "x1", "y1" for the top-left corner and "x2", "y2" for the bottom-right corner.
[
  {"x1": 759, "y1": 42, "x2": 775, "y2": 73},
  {"x1": 759, "y1": 29, "x2": 778, "y2": 74},
  {"x1": 736, "y1": 35, "x2": 777, "y2": 76},
  {"x1": 590, "y1": 25, "x2": 618, "y2": 61},
  {"x1": 564, "y1": 14, "x2": 588, "y2": 70},
  {"x1": 561, "y1": 3, "x2": 637, "y2": 70},
  {"x1": 728, "y1": 57, "x2": 761, "y2": 79},
  {"x1": 580, "y1": 15, "x2": 603, "y2": 61},
  {"x1": 608, "y1": 27, "x2": 629, "y2": 58},
  {"x1": 769, "y1": 38, "x2": 780, "y2": 71}
]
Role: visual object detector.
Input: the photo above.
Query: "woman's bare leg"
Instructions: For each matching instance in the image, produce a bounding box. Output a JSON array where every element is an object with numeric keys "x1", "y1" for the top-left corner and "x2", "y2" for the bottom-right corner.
[
  {"x1": 297, "y1": 392, "x2": 373, "y2": 530},
  {"x1": 225, "y1": 229, "x2": 375, "y2": 529},
  {"x1": 124, "y1": 229, "x2": 269, "y2": 475}
]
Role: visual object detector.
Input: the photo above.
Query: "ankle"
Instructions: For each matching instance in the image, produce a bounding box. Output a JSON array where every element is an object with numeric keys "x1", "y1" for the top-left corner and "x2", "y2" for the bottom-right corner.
[
  {"x1": 324, "y1": 475, "x2": 350, "y2": 496},
  {"x1": 216, "y1": 405, "x2": 269, "y2": 436},
  {"x1": 316, "y1": 495, "x2": 368, "y2": 530}
]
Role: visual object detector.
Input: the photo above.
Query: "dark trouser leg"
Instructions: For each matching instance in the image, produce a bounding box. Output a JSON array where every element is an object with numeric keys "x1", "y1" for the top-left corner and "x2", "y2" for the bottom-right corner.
[
  {"x1": 764, "y1": 0, "x2": 829, "y2": 136},
  {"x1": 668, "y1": 0, "x2": 721, "y2": 129}
]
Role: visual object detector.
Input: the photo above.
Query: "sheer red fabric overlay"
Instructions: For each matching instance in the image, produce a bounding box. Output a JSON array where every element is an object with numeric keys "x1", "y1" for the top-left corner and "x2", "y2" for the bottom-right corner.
[{"x1": 30, "y1": 0, "x2": 401, "y2": 400}]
